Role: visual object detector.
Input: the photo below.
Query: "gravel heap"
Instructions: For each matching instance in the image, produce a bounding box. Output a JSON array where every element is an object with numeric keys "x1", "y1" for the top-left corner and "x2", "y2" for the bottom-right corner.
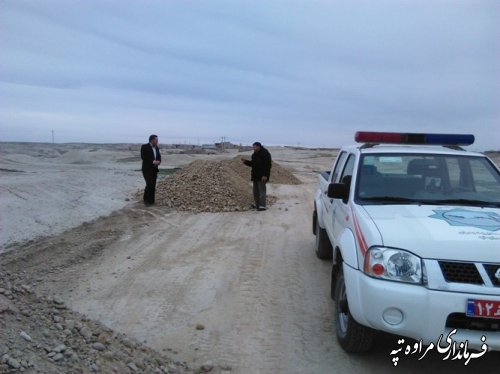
[
  {"x1": 0, "y1": 269, "x2": 196, "y2": 374},
  {"x1": 154, "y1": 157, "x2": 301, "y2": 213},
  {"x1": 224, "y1": 157, "x2": 302, "y2": 186}
]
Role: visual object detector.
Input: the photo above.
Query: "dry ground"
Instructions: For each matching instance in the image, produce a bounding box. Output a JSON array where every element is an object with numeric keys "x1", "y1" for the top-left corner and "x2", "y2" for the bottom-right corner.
[{"x1": 1, "y1": 143, "x2": 499, "y2": 373}]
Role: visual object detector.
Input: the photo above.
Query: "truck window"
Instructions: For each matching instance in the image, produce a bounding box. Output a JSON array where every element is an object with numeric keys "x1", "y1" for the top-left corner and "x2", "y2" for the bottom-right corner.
[
  {"x1": 341, "y1": 154, "x2": 355, "y2": 181},
  {"x1": 339, "y1": 155, "x2": 356, "y2": 202},
  {"x1": 445, "y1": 158, "x2": 462, "y2": 189},
  {"x1": 356, "y1": 154, "x2": 500, "y2": 205},
  {"x1": 470, "y1": 158, "x2": 500, "y2": 195},
  {"x1": 331, "y1": 151, "x2": 348, "y2": 183},
  {"x1": 340, "y1": 155, "x2": 356, "y2": 204}
]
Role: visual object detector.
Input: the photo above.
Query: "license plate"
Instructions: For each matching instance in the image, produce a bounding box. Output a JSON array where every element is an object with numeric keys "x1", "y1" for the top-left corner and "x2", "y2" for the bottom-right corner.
[{"x1": 466, "y1": 299, "x2": 500, "y2": 319}]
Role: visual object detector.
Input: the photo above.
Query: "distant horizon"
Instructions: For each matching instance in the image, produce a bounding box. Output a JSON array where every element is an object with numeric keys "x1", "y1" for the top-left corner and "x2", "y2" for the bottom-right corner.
[
  {"x1": 0, "y1": 139, "x2": 339, "y2": 149},
  {"x1": 1, "y1": 139, "x2": 498, "y2": 153}
]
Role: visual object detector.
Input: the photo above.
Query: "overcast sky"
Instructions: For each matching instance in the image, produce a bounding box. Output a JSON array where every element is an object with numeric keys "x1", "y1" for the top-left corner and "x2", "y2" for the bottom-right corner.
[{"x1": 1, "y1": 0, "x2": 498, "y2": 149}]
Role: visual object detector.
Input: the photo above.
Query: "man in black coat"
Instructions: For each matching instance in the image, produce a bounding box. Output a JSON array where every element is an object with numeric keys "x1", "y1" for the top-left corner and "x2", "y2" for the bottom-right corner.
[
  {"x1": 242, "y1": 142, "x2": 272, "y2": 211},
  {"x1": 141, "y1": 134, "x2": 161, "y2": 206}
]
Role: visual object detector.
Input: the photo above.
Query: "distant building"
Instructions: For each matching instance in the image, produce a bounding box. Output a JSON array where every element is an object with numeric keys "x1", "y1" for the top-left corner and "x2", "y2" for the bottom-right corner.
[{"x1": 215, "y1": 141, "x2": 238, "y2": 151}]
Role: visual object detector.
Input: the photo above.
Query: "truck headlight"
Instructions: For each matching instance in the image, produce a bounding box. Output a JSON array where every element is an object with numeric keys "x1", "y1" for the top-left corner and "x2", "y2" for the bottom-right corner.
[{"x1": 363, "y1": 247, "x2": 423, "y2": 284}]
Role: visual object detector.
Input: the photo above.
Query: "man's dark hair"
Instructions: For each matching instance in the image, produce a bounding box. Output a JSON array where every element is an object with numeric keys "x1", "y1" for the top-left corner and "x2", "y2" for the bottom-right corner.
[
  {"x1": 149, "y1": 134, "x2": 158, "y2": 142},
  {"x1": 253, "y1": 142, "x2": 262, "y2": 147}
]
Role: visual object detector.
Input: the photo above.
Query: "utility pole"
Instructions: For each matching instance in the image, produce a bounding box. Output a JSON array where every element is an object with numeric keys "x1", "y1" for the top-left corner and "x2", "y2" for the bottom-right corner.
[{"x1": 221, "y1": 136, "x2": 226, "y2": 152}]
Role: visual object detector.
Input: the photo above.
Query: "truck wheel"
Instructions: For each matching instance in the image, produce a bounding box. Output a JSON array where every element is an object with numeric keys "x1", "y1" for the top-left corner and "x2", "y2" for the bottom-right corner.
[
  {"x1": 334, "y1": 268, "x2": 374, "y2": 353},
  {"x1": 314, "y1": 215, "x2": 332, "y2": 259}
]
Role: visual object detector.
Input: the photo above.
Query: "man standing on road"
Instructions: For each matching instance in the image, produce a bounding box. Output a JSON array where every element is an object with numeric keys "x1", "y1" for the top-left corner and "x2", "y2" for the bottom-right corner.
[
  {"x1": 242, "y1": 142, "x2": 272, "y2": 211},
  {"x1": 141, "y1": 134, "x2": 161, "y2": 206}
]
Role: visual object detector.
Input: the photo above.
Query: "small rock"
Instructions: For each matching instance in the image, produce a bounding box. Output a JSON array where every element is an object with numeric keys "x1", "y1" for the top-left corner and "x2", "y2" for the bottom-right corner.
[
  {"x1": 53, "y1": 296, "x2": 65, "y2": 305},
  {"x1": 65, "y1": 319, "x2": 76, "y2": 330},
  {"x1": 20, "y1": 309, "x2": 31, "y2": 317},
  {"x1": 7, "y1": 357, "x2": 21, "y2": 369},
  {"x1": 21, "y1": 285, "x2": 31, "y2": 292},
  {"x1": 195, "y1": 323, "x2": 205, "y2": 330},
  {"x1": 122, "y1": 338, "x2": 135, "y2": 348},
  {"x1": 53, "y1": 353, "x2": 64, "y2": 361},
  {"x1": 80, "y1": 326, "x2": 93, "y2": 339},
  {"x1": 53, "y1": 344, "x2": 66, "y2": 353},
  {"x1": 200, "y1": 361, "x2": 214, "y2": 372},
  {"x1": 0, "y1": 294, "x2": 19, "y2": 314},
  {"x1": 97, "y1": 332, "x2": 112, "y2": 344},
  {"x1": 19, "y1": 331, "x2": 32, "y2": 342},
  {"x1": 127, "y1": 362, "x2": 139, "y2": 372},
  {"x1": 102, "y1": 351, "x2": 116, "y2": 360},
  {"x1": 92, "y1": 342, "x2": 106, "y2": 351}
]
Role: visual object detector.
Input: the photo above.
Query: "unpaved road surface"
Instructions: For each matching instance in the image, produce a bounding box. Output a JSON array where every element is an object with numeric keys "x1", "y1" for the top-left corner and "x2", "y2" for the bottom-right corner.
[{"x1": 1, "y1": 143, "x2": 499, "y2": 373}]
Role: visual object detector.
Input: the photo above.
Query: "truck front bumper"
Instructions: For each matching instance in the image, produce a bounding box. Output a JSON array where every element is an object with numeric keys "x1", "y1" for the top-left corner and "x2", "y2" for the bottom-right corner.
[{"x1": 343, "y1": 264, "x2": 500, "y2": 351}]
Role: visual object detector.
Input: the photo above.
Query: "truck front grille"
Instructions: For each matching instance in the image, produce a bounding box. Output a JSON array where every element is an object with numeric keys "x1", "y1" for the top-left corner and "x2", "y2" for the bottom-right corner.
[{"x1": 438, "y1": 261, "x2": 483, "y2": 285}]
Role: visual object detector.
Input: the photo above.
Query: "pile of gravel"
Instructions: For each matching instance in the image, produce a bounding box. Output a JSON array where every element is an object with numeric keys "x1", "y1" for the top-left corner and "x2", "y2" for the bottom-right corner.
[
  {"x1": 0, "y1": 269, "x2": 195, "y2": 374},
  {"x1": 225, "y1": 157, "x2": 302, "y2": 185},
  {"x1": 154, "y1": 157, "x2": 300, "y2": 213}
]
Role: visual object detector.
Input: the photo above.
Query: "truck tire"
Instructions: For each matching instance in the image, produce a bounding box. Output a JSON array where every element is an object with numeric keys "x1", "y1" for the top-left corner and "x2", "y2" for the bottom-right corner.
[
  {"x1": 334, "y1": 267, "x2": 374, "y2": 353},
  {"x1": 312, "y1": 210, "x2": 317, "y2": 235},
  {"x1": 314, "y1": 214, "x2": 332, "y2": 259}
]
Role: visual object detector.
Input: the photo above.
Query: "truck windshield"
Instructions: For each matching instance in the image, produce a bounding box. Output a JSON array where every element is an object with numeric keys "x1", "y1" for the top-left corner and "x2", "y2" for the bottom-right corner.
[{"x1": 356, "y1": 154, "x2": 500, "y2": 207}]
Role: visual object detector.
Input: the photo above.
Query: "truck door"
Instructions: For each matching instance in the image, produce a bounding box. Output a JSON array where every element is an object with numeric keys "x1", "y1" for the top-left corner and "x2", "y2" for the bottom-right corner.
[
  {"x1": 332, "y1": 154, "x2": 356, "y2": 243},
  {"x1": 321, "y1": 151, "x2": 348, "y2": 234}
]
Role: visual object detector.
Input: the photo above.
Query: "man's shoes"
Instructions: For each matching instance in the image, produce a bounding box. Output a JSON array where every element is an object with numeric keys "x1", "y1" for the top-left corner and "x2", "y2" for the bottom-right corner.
[
  {"x1": 257, "y1": 206, "x2": 267, "y2": 211},
  {"x1": 144, "y1": 201, "x2": 154, "y2": 207},
  {"x1": 250, "y1": 204, "x2": 258, "y2": 209}
]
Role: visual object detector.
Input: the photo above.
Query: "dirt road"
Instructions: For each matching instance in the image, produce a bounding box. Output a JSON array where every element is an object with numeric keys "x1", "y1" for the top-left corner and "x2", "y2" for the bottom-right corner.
[{"x1": 1, "y1": 143, "x2": 499, "y2": 373}]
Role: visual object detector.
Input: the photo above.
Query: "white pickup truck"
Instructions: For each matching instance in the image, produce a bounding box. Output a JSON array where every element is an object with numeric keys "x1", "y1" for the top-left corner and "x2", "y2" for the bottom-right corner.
[{"x1": 313, "y1": 131, "x2": 500, "y2": 353}]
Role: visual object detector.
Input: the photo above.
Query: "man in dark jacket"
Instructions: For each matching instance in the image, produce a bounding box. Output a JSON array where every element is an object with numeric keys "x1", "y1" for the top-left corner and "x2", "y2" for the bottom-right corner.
[
  {"x1": 242, "y1": 142, "x2": 272, "y2": 211},
  {"x1": 141, "y1": 134, "x2": 161, "y2": 206}
]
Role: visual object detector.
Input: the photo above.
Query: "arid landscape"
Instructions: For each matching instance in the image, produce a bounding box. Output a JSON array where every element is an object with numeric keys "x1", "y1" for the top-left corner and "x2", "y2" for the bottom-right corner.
[{"x1": 1, "y1": 142, "x2": 499, "y2": 373}]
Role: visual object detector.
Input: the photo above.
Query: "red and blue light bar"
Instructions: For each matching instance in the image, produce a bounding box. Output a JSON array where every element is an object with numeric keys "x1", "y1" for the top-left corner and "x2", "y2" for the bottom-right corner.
[{"x1": 355, "y1": 131, "x2": 475, "y2": 146}]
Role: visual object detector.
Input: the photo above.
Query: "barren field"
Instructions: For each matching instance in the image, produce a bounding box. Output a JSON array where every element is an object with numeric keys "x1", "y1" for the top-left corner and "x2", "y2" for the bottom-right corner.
[{"x1": 1, "y1": 143, "x2": 499, "y2": 373}]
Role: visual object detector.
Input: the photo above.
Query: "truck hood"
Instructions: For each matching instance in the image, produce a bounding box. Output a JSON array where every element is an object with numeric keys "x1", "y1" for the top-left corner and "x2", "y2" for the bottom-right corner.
[{"x1": 362, "y1": 205, "x2": 500, "y2": 262}]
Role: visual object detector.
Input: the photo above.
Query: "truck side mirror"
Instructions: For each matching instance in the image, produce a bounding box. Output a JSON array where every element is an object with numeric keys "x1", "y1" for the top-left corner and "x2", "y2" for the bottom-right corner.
[{"x1": 327, "y1": 183, "x2": 348, "y2": 201}]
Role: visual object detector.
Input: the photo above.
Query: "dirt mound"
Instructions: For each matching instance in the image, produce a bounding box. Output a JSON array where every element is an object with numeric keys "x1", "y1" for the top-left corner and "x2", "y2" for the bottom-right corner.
[
  {"x1": 155, "y1": 159, "x2": 253, "y2": 212},
  {"x1": 225, "y1": 157, "x2": 302, "y2": 185},
  {"x1": 154, "y1": 158, "x2": 300, "y2": 212},
  {"x1": 0, "y1": 268, "x2": 194, "y2": 374}
]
